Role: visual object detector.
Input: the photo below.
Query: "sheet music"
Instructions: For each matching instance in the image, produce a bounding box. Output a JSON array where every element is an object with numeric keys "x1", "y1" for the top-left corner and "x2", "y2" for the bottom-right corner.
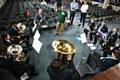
[
  {"x1": 90, "y1": 46, "x2": 96, "y2": 50},
  {"x1": 87, "y1": 43, "x2": 94, "y2": 47},
  {"x1": 33, "y1": 30, "x2": 40, "y2": 40},
  {"x1": 80, "y1": 33, "x2": 87, "y2": 43},
  {"x1": 32, "y1": 39, "x2": 43, "y2": 53},
  {"x1": 76, "y1": 37, "x2": 81, "y2": 41}
]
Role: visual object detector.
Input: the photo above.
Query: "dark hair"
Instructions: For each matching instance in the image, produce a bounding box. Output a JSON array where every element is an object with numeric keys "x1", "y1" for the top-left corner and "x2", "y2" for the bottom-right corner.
[
  {"x1": 113, "y1": 50, "x2": 120, "y2": 59},
  {"x1": 2, "y1": 32, "x2": 8, "y2": 40},
  {"x1": 0, "y1": 45, "x2": 7, "y2": 56},
  {"x1": 50, "y1": 59, "x2": 62, "y2": 69}
]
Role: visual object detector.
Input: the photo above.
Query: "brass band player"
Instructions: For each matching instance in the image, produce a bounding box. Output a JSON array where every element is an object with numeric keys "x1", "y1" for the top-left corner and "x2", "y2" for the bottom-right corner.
[
  {"x1": 84, "y1": 16, "x2": 97, "y2": 44},
  {"x1": 0, "y1": 45, "x2": 37, "y2": 79},
  {"x1": 52, "y1": 39, "x2": 76, "y2": 64},
  {"x1": 102, "y1": 28, "x2": 119, "y2": 57},
  {"x1": 107, "y1": 28, "x2": 119, "y2": 47},
  {"x1": 97, "y1": 21, "x2": 108, "y2": 46},
  {"x1": 34, "y1": 8, "x2": 46, "y2": 27}
]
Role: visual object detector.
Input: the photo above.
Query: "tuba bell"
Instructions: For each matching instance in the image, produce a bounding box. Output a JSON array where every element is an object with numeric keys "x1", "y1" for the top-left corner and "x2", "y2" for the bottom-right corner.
[{"x1": 52, "y1": 39, "x2": 76, "y2": 54}]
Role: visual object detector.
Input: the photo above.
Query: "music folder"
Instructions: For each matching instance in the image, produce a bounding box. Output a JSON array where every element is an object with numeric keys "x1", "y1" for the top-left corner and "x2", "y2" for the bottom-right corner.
[
  {"x1": 32, "y1": 39, "x2": 43, "y2": 54},
  {"x1": 33, "y1": 30, "x2": 40, "y2": 40},
  {"x1": 80, "y1": 33, "x2": 87, "y2": 44}
]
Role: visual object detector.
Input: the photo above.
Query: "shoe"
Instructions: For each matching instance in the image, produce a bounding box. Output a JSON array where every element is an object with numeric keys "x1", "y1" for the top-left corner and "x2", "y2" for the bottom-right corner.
[
  {"x1": 54, "y1": 32, "x2": 58, "y2": 36},
  {"x1": 77, "y1": 24, "x2": 81, "y2": 26},
  {"x1": 29, "y1": 72, "x2": 39, "y2": 76}
]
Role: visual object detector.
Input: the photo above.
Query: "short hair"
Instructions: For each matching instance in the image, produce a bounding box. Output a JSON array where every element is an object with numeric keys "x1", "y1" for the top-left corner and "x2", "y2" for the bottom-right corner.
[
  {"x1": 50, "y1": 59, "x2": 62, "y2": 69},
  {"x1": 112, "y1": 49, "x2": 120, "y2": 59},
  {"x1": 0, "y1": 45, "x2": 7, "y2": 56},
  {"x1": 2, "y1": 32, "x2": 8, "y2": 40}
]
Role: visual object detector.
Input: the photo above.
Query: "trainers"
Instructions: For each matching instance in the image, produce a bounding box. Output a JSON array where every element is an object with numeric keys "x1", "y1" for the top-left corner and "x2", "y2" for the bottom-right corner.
[
  {"x1": 77, "y1": 24, "x2": 81, "y2": 26},
  {"x1": 54, "y1": 32, "x2": 58, "y2": 35}
]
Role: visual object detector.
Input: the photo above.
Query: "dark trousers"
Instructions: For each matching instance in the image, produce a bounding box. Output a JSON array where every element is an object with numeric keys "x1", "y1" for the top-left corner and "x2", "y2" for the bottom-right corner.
[
  {"x1": 96, "y1": 58, "x2": 119, "y2": 71},
  {"x1": 89, "y1": 32, "x2": 97, "y2": 44},
  {"x1": 80, "y1": 12, "x2": 87, "y2": 27},
  {"x1": 12, "y1": 63, "x2": 35, "y2": 78},
  {"x1": 84, "y1": 29, "x2": 89, "y2": 37},
  {"x1": 70, "y1": 11, "x2": 76, "y2": 25}
]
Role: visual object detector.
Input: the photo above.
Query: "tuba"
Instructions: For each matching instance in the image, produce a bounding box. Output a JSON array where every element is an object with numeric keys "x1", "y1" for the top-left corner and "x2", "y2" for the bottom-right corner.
[{"x1": 52, "y1": 39, "x2": 76, "y2": 54}]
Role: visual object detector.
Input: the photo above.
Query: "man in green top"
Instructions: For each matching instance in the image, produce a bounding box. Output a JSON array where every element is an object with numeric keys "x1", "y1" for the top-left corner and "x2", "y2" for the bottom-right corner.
[{"x1": 55, "y1": 6, "x2": 68, "y2": 36}]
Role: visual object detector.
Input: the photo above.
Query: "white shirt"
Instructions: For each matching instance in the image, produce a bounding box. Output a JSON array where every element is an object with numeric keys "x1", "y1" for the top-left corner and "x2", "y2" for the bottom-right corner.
[
  {"x1": 70, "y1": 2, "x2": 79, "y2": 11},
  {"x1": 80, "y1": 4, "x2": 89, "y2": 13},
  {"x1": 41, "y1": 1, "x2": 47, "y2": 6}
]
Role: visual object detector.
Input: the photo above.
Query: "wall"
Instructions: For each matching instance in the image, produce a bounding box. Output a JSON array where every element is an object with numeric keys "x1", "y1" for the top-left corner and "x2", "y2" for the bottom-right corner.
[{"x1": 0, "y1": 0, "x2": 6, "y2": 8}]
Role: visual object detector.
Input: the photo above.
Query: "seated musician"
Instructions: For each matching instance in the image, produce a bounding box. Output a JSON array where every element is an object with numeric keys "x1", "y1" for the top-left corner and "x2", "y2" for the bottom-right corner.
[
  {"x1": 34, "y1": 8, "x2": 46, "y2": 26},
  {"x1": 97, "y1": 49, "x2": 120, "y2": 71},
  {"x1": 9, "y1": 23, "x2": 20, "y2": 36},
  {"x1": 41, "y1": 0, "x2": 47, "y2": 6},
  {"x1": 84, "y1": 16, "x2": 95, "y2": 37},
  {"x1": 8, "y1": 22, "x2": 31, "y2": 49},
  {"x1": 97, "y1": 21, "x2": 108, "y2": 46},
  {"x1": 47, "y1": 59, "x2": 80, "y2": 80},
  {"x1": 97, "y1": 21, "x2": 108, "y2": 37},
  {"x1": 107, "y1": 27, "x2": 119, "y2": 47},
  {"x1": 111, "y1": 43, "x2": 120, "y2": 52},
  {"x1": 34, "y1": 8, "x2": 47, "y2": 34},
  {"x1": 100, "y1": 28, "x2": 118, "y2": 57},
  {"x1": 2, "y1": 32, "x2": 14, "y2": 46},
  {"x1": 24, "y1": 7, "x2": 31, "y2": 19},
  {"x1": 106, "y1": 4, "x2": 113, "y2": 11},
  {"x1": 29, "y1": 19, "x2": 38, "y2": 36},
  {"x1": 0, "y1": 45, "x2": 19, "y2": 80},
  {"x1": 0, "y1": 45, "x2": 38, "y2": 79},
  {"x1": 85, "y1": 16, "x2": 97, "y2": 44}
]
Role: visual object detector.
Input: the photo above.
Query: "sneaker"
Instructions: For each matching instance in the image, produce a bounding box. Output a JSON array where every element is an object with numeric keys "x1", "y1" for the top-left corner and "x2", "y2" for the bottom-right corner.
[
  {"x1": 77, "y1": 24, "x2": 81, "y2": 26},
  {"x1": 20, "y1": 72, "x2": 29, "y2": 80},
  {"x1": 54, "y1": 32, "x2": 58, "y2": 35},
  {"x1": 29, "y1": 72, "x2": 39, "y2": 76}
]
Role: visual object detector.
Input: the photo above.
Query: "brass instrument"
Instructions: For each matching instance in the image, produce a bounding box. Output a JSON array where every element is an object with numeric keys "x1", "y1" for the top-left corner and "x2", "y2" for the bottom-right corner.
[
  {"x1": 52, "y1": 39, "x2": 76, "y2": 54},
  {"x1": 15, "y1": 52, "x2": 26, "y2": 62}
]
